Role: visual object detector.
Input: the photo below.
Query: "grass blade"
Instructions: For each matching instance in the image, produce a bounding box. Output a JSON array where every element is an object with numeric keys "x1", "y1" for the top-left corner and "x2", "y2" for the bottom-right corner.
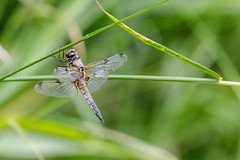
[
  {"x1": 0, "y1": 0, "x2": 169, "y2": 81},
  {"x1": 2, "y1": 75, "x2": 240, "y2": 87},
  {"x1": 7, "y1": 119, "x2": 45, "y2": 160},
  {"x1": 96, "y1": 0, "x2": 222, "y2": 80}
]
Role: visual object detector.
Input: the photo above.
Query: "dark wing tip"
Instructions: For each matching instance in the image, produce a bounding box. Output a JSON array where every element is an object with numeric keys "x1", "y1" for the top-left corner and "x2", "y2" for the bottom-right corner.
[
  {"x1": 118, "y1": 53, "x2": 128, "y2": 62},
  {"x1": 37, "y1": 81, "x2": 43, "y2": 85}
]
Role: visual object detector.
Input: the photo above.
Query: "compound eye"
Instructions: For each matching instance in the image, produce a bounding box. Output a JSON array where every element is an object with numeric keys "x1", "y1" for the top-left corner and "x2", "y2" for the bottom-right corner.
[
  {"x1": 66, "y1": 49, "x2": 77, "y2": 58},
  {"x1": 69, "y1": 49, "x2": 75, "y2": 52}
]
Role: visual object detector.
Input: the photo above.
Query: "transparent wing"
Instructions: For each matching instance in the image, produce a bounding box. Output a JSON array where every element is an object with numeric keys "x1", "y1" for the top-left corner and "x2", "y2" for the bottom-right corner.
[
  {"x1": 85, "y1": 70, "x2": 109, "y2": 93},
  {"x1": 85, "y1": 53, "x2": 128, "y2": 72},
  {"x1": 84, "y1": 53, "x2": 127, "y2": 93},
  {"x1": 54, "y1": 67, "x2": 80, "y2": 82},
  {"x1": 35, "y1": 80, "x2": 78, "y2": 98}
]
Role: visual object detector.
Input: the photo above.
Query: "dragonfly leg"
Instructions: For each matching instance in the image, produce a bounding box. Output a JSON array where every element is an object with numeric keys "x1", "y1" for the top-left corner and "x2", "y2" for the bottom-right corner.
[
  {"x1": 48, "y1": 51, "x2": 60, "y2": 65},
  {"x1": 48, "y1": 50, "x2": 68, "y2": 67},
  {"x1": 58, "y1": 49, "x2": 68, "y2": 63}
]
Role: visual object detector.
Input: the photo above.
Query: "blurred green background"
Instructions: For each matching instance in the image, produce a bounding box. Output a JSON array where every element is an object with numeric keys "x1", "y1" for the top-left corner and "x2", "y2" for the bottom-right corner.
[{"x1": 0, "y1": 0, "x2": 240, "y2": 160}]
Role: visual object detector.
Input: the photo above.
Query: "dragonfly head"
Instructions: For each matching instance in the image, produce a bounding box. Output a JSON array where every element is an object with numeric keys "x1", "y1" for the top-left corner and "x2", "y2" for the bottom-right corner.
[{"x1": 66, "y1": 49, "x2": 79, "y2": 59}]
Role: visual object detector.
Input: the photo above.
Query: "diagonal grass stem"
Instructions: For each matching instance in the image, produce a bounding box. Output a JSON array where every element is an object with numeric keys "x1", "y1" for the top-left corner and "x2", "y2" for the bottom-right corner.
[
  {"x1": 7, "y1": 119, "x2": 45, "y2": 160},
  {"x1": 96, "y1": 0, "x2": 222, "y2": 80},
  {"x1": 0, "y1": 0, "x2": 169, "y2": 81}
]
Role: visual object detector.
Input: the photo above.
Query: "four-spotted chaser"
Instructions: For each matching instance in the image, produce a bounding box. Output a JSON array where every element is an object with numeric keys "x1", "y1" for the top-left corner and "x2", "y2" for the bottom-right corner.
[{"x1": 35, "y1": 49, "x2": 127, "y2": 123}]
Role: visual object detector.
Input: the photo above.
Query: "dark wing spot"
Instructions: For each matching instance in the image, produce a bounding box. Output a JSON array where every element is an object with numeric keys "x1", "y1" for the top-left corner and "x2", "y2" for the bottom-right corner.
[
  {"x1": 104, "y1": 58, "x2": 109, "y2": 64},
  {"x1": 80, "y1": 66, "x2": 84, "y2": 71},
  {"x1": 37, "y1": 81, "x2": 43, "y2": 85},
  {"x1": 85, "y1": 76, "x2": 90, "y2": 81},
  {"x1": 119, "y1": 53, "x2": 124, "y2": 56},
  {"x1": 56, "y1": 80, "x2": 61, "y2": 83}
]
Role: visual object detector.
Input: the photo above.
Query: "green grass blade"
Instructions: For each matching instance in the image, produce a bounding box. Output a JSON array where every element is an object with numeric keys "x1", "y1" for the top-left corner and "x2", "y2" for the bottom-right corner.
[
  {"x1": 0, "y1": 0, "x2": 169, "y2": 82},
  {"x1": 18, "y1": 119, "x2": 177, "y2": 160},
  {"x1": 7, "y1": 119, "x2": 45, "y2": 160},
  {"x1": 2, "y1": 75, "x2": 240, "y2": 87},
  {"x1": 96, "y1": 0, "x2": 222, "y2": 80}
]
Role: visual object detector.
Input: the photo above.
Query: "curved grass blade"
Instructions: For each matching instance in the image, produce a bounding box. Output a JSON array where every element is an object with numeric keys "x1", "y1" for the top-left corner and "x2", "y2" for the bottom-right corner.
[
  {"x1": 96, "y1": 0, "x2": 222, "y2": 80},
  {"x1": 0, "y1": 0, "x2": 169, "y2": 82},
  {"x1": 7, "y1": 119, "x2": 45, "y2": 160},
  {"x1": 18, "y1": 119, "x2": 177, "y2": 160}
]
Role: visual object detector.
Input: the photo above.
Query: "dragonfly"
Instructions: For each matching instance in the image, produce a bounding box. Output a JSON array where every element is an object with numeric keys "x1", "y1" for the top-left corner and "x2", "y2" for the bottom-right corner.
[{"x1": 35, "y1": 49, "x2": 127, "y2": 123}]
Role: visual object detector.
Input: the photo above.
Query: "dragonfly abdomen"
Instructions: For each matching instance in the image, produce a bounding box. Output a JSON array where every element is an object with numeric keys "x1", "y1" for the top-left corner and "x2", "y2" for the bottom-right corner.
[
  {"x1": 78, "y1": 81, "x2": 104, "y2": 123},
  {"x1": 85, "y1": 95, "x2": 104, "y2": 123}
]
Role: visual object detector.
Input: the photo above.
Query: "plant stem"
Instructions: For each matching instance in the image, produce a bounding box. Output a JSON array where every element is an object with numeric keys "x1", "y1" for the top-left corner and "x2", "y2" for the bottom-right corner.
[
  {"x1": 0, "y1": 0, "x2": 169, "y2": 82},
  {"x1": 96, "y1": 0, "x2": 222, "y2": 80},
  {"x1": 2, "y1": 75, "x2": 240, "y2": 87}
]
